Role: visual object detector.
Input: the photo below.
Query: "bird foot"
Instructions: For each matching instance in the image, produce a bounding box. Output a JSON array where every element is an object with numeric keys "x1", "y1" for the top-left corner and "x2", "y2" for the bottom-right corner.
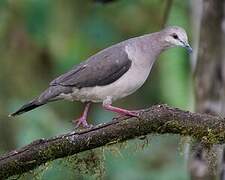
[
  {"x1": 119, "y1": 110, "x2": 139, "y2": 117},
  {"x1": 73, "y1": 116, "x2": 91, "y2": 129},
  {"x1": 103, "y1": 104, "x2": 140, "y2": 117},
  {"x1": 73, "y1": 102, "x2": 92, "y2": 129}
]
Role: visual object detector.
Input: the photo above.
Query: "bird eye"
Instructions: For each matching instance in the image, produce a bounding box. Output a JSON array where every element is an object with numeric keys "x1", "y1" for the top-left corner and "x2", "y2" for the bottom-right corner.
[{"x1": 171, "y1": 33, "x2": 178, "y2": 39}]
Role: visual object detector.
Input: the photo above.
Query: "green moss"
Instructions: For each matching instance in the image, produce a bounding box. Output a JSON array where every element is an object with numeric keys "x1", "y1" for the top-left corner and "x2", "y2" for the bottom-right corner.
[
  {"x1": 62, "y1": 148, "x2": 105, "y2": 179},
  {"x1": 2, "y1": 134, "x2": 170, "y2": 180},
  {"x1": 205, "y1": 128, "x2": 219, "y2": 144},
  {"x1": 14, "y1": 162, "x2": 51, "y2": 180}
]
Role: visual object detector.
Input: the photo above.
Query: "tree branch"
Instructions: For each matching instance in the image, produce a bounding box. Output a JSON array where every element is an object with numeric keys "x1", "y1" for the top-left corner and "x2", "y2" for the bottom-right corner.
[{"x1": 1, "y1": 104, "x2": 225, "y2": 179}]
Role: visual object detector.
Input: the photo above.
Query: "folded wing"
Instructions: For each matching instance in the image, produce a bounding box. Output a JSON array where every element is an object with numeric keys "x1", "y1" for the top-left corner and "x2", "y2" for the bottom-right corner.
[{"x1": 50, "y1": 45, "x2": 132, "y2": 88}]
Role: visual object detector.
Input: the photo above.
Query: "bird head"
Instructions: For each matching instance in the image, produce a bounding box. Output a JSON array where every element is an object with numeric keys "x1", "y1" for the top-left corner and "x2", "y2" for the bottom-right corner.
[{"x1": 162, "y1": 26, "x2": 192, "y2": 53}]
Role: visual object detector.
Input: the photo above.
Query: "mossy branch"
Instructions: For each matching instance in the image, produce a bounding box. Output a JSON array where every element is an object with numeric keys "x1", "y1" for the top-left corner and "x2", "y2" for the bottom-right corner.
[{"x1": 1, "y1": 104, "x2": 225, "y2": 179}]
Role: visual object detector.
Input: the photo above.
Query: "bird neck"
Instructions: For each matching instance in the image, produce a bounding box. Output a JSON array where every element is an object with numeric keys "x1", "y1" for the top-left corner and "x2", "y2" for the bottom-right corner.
[{"x1": 136, "y1": 32, "x2": 168, "y2": 60}]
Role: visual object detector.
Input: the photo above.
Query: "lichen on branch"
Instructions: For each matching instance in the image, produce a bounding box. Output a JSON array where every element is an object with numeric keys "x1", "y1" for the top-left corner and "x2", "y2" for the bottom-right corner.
[{"x1": 0, "y1": 104, "x2": 225, "y2": 179}]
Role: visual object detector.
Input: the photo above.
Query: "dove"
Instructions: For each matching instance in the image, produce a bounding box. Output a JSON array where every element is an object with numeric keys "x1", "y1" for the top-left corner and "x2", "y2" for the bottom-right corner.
[{"x1": 10, "y1": 26, "x2": 192, "y2": 128}]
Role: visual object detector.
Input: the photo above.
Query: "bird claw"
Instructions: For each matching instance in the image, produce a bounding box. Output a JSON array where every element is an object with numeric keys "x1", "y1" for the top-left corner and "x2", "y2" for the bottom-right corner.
[
  {"x1": 73, "y1": 117, "x2": 91, "y2": 129},
  {"x1": 125, "y1": 110, "x2": 139, "y2": 117},
  {"x1": 103, "y1": 103, "x2": 140, "y2": 118},
  {"x1": 118, "y1": 111, "x2": 139, "y2": 119},
  {"x1": 116, "y1": 110, "x2": 140, "y2": 117}
]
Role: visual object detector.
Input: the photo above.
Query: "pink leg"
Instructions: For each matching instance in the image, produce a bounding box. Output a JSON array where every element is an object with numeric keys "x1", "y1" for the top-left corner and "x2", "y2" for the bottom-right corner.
[
  {"x1": 73, "y1": 103, "x2": 91, "y2": 128},
  {"x1": 103, "y1": 103, "x2": 139, "y2": 117}
]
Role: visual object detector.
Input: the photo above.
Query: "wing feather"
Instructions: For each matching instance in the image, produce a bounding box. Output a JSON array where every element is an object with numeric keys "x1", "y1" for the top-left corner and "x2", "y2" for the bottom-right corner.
[{"x1": 50, "y1": 45, "x2": 132, "y2": 88}]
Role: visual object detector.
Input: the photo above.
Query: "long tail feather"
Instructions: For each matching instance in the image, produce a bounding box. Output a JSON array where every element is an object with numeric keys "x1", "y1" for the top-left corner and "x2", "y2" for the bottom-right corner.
[{"x1": 9, "y1": 100, "x2": 44, "y2": 117}]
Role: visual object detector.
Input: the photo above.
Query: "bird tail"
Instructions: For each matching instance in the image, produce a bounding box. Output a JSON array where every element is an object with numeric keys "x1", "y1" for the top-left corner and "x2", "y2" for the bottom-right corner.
[
  {"x1": 9, "y1": 86, "x2": 71, "y2": 117},
  {"x1": 9, "y1": 100, "x2": 44, "y2": 117}
]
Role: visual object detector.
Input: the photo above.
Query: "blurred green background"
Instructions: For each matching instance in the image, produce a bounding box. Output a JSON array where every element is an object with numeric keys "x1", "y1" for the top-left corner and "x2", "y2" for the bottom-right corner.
[{"x1": 0, "y1": 0, "x2": 193, "y2": 179}]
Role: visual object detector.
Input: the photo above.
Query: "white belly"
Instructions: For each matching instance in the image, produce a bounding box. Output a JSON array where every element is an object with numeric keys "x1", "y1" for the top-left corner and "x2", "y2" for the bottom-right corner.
[{"x1": 59, "y1": 61, "x2": 153, "y2": 103}]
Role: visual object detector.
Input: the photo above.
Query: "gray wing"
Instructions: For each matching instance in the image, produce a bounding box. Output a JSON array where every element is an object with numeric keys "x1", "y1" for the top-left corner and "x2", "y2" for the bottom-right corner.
[{"x1": 50, "y1": 45, "x2": 132, "y2": 88}]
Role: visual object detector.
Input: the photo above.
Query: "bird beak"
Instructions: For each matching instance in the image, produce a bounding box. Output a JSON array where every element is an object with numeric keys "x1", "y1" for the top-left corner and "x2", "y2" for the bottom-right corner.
[{"x1": 181, "y1": 42, "x2": 192, "y2": 53}]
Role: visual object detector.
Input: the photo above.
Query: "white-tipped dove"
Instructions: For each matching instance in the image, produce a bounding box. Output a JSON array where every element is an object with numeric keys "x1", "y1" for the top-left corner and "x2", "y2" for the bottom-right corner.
[{"x1": 10, "y1": 26, "x2": 192, "y2": 128}]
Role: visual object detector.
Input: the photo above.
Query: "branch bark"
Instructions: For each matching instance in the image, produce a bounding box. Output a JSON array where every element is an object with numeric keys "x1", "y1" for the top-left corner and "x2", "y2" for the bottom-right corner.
[{"x1": 1, "y1": 104, "x2": 225, "y2": 179}]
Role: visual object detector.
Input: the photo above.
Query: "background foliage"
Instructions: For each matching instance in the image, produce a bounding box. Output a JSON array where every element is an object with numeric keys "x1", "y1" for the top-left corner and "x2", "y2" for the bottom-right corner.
[{"x1": 0, "y1": 0, "x2": 192, "y2": 179}]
